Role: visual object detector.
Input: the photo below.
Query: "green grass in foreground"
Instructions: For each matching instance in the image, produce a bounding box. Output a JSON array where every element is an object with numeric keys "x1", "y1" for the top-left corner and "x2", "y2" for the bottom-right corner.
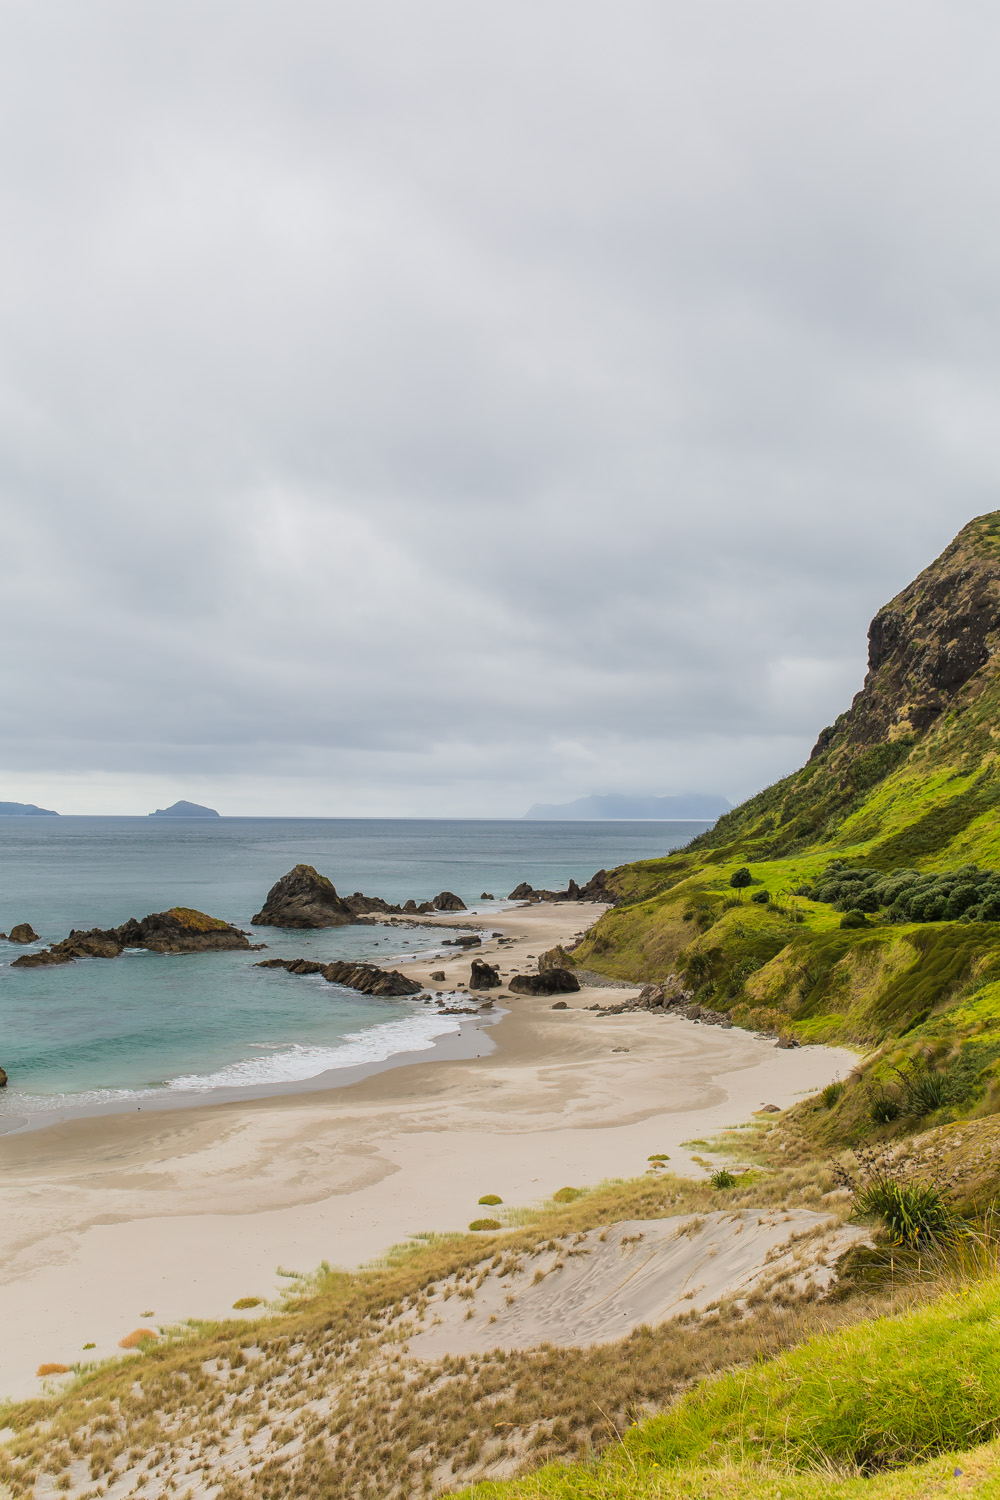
[{"x1": 453, "y1": 1272, "x2": 1000, "y2": 1498}]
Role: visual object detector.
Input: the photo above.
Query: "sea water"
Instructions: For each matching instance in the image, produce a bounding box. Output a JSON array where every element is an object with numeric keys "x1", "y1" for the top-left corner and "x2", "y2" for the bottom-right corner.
[{"x1": 0, "y1": 817, "x2": 707, "y2": 1118}]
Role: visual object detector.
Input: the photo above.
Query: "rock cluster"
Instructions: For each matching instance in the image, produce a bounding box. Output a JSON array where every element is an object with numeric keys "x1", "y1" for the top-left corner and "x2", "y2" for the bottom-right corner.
[
  {"x1": 252, "y1": 866, "x2": 468, "y2": 927},
  {"x1": 507, "y1": 869, "x2": 615, "y2": 904},
  {"x1": 509, "y1": 967, "x2": 580, "y2": 996},
  {"x1": 469, "y1": 958, "x2": 501, "y2": 990},
  {"x1": 11, "y1": 909, "x2": 255, "y2": 968},
  {"x1": 593, "y1": 980, "x2": 732, "y2": 1027},
  {"x1": 256, "y1": 957, "x2": 422, "y2": 997}
]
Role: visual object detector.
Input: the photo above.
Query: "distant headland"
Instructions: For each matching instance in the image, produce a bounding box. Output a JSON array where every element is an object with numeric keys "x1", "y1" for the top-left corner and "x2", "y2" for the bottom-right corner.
[
  {"x1": 523, "y1": 792, "x2": 731, "y2": 821},
  {"x1": 0, "y1": 800, "x2": 58, "y2": 816},
  {"x1": 149, "y1": 800, "x2": 220, "y2": 818}
]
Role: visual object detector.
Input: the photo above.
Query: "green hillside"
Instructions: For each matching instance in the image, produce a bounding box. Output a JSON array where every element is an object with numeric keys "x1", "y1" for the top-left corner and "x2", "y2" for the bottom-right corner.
[{"x1": 571, "y1": 512, "x2": 1000, "y2": 1142}]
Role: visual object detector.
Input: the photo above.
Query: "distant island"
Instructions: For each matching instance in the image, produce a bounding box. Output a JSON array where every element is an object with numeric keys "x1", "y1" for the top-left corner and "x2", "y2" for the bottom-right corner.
[
  {"x1": 149, "y1": 800, "x2": 220, "y2": 819},
  {"x1": 524, "y1": 793, "x2": 731, "y2": 821},
  {"x1": 0, "y1": 800, "x2": 58, "y2": 816}
]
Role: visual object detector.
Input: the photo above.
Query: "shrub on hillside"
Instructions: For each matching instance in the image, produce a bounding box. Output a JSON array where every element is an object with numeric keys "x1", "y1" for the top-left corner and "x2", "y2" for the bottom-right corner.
[
  {"x1": 729, "y1": 867, "x2": 753, "y2": 888},
  {"x1": 835, "y1": 1146, "x2": 959, "y2": 1247},
  {"x1": 810, "y1": 861, "x2": 1000, "y2": 926}
]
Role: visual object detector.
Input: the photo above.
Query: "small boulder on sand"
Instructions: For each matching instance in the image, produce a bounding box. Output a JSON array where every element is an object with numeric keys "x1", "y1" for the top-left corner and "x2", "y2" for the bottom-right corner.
[{"x1": 510, "y1": 968, "x2": 581, "y2": 996}]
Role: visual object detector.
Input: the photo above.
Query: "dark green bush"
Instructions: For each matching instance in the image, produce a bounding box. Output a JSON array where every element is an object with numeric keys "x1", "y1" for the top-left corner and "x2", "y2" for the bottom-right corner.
[
  {"x1": 840, "y1": 909, "x2": 871, "y2": 929},
  {"x1": 811, "y1": 862, "x2": 1000, "y2": 927},
  {"x1": 820, "y1": 1080, "x2": 845, "y2": 1108},
  {"x1": 729, "y1": 867, "x2": 753, "y2": 889},
  {"x1": 750, "y1": 888, "x2": 770, "y2": 905}
]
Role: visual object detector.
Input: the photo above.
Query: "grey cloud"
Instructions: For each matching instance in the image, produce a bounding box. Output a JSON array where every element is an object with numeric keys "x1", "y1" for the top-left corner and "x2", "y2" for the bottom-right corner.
[{"x1": 0, "y1": 1, "x2": 995, "y2": 812}]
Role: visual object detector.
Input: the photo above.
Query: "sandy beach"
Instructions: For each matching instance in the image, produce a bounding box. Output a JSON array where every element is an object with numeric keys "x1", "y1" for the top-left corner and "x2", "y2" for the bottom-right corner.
[{"x1": 0, "y1": 902, "x2": 855, "y2": 1400}]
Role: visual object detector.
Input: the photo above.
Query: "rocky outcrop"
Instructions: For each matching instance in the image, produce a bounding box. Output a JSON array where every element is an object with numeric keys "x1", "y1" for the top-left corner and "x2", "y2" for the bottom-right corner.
[
  {"x1": 11, "y1": 909, "x2": 253, "y2": 968},
  {"x1": 252, "y1": 866, "x2": 357, "y2": 928},
  {"x1": 433, "y1": 891, "x2": 467, "y2": 912},
  {"x1": 8, "y1": 923, "x2": 38, "y2": 943},
  {"x1": 539, "y1": 945, "x2": 575, "y2": 972},
  {"x1": 509, "y1": 967, "x2": 580, "y2": 995},
  {"x1": 256, "y1": 957, "x2": 422, "y2": 997},
  {"x1": 469, "y1": 959, "x2": 501, "y2": 990},
  {"x1": 343, "y1": 892, "x2": 403, "y2": 916},
  {"x1": 507, "y1": 871, "x2": 615, "y2": 905},
  {"x1": 443, "y1": 935, "x2": 480, "y2": 948},
  {"x1": 592, "y1": 980, "x2": 731, "y2": 1027},
  {"x1": 0, "y1": 1065, "x2": 6, "y2": 1086}
]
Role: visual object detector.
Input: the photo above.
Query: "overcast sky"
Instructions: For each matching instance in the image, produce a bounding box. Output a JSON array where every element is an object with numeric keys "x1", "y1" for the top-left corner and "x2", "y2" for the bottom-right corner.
[{"x1": 1, "y1": 1, "x2": 998, "y2": 816}]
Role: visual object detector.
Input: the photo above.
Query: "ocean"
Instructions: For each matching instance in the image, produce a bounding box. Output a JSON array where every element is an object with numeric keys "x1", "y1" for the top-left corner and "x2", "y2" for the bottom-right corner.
[{"x1": 0, "y1": 817, "x2": 707, "y2": 1121}]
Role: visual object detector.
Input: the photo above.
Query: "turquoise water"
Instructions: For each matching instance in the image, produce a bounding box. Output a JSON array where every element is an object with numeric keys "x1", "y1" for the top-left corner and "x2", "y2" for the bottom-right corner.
[{"x1": 0, "y1": 817, "x2": 706, "y2": 1116}]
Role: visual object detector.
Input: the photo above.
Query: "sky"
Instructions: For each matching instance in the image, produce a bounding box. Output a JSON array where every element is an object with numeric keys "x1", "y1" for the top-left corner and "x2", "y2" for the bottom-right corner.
[{"x1": 2, "y1": 1, "x2": 1000, "y2": 817}]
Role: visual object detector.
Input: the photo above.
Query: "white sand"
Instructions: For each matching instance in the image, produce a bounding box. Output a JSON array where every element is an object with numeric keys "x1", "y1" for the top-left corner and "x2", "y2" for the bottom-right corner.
[{"x1": 0, "y1": 903, "x2": 856, "y2": 1399}]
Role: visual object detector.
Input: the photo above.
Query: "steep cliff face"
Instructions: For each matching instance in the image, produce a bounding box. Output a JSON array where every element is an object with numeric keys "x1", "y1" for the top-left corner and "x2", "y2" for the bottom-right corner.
[
  {"x1": 818, "y1": 512, "x2": 1000, "y2": 755},
  {"x1": 689, "y1": 512, "x2": 1000, "y2": 863}
]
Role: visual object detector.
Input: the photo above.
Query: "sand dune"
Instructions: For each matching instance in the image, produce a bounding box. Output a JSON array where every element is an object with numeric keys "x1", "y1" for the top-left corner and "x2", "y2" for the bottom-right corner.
[{"x1": 405, "y1": 1209, "x2": 869, "y2": 1358}]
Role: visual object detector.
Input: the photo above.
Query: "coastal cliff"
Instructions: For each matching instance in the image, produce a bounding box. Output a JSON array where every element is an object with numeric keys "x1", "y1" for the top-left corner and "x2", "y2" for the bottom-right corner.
[{"x1": 566, "y1": 511, "x2": 1000, "y2": 1150}]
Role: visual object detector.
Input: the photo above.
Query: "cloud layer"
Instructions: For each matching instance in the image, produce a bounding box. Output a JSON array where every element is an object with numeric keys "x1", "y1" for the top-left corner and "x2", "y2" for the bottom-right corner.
[{"x1": 1, "y1": 1, "x2": 997, "y2": 814}]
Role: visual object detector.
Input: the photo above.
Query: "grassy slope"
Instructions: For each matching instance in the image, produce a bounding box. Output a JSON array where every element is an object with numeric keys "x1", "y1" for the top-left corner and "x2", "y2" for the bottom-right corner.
[{"x1": 455, "y1": 1272, "x2": 1000, "y2": 1499}]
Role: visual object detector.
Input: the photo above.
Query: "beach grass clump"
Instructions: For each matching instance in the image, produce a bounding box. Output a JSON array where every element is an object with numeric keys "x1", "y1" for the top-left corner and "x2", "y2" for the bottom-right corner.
[
  {"x1": 232, "y1": 1296, "x2": 263, "y2": 1309},
  {"x1": 551, "y1": 1187, "x2": 585, "y2": 1203},
  {"x1": 35, "y1": 1364, "x2": 70, "y2": 1377},
  {"x1": 468, "y1": 1218, "x2": 502, "y2": 1231},
  {"x1": 709, "y1": 1169, "x2": 737, "y2": 1189},
  {"x1": 117, "y1": 1328, "x2": 158, "y2": 1349},
  {"x1": 478, "y1": 1194, "x2": 503, "y2": 1206}
]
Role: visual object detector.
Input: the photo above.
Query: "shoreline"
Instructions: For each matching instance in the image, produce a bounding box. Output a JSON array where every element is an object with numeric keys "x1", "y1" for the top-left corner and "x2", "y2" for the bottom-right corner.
[{"x1": 0, "y1": 901, "x2": 856, "y2": 1400}]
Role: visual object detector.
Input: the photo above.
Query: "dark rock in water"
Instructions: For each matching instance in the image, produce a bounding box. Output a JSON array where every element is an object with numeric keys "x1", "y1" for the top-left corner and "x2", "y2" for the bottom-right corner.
[
  {"x1": 508, "y1": 882, "x2": 534, "y2": 900},
  {"x1": 119, "y1": 909, "x2": 252, "y2": 953},
  {"x1": 344, "y1": 891, "x2": 403, "y2": 916},
  {"x1": 402, "y1": 900, "x2": 419, "y2": 914},
  {"x1": 480, "y1": 892, "x2": 495, "y2": 900},
  {"x1": 252, "y1": 865, "x2": 355, "y2": 928},
  {"x1": 12, "y1": 909, "x2": 252, "y2": 967},
  {"x1": 258, "y1": 957, "x2": 421, "y2": 997},
  {"x1": 11, "y1": 948, "x2": 74, "y2": 968},
  {"x1": 443, "y1": 935, "x2": 481, "y2": 948},
  {"x1": 509, "y1": 968, "x2": 581, "y2": 995},
  {"x1": 8, "y1": 923, "x2": 38, "y2": 944},
  {"x1": 416, "y1": 901, "x2": 435, "y2": 914},
  {"x1": 469, "y1": 958, "x2": 501, "y2": 990},
  {"x1": 429, "y1": 969, "x2": 446, "y2": 981},
  {"x1": 433, "y1": 891, "x2": 467, "y2": 912},
  {"x1": 0, "y1": 1064, "x2": 6, "y2": 1085},
  {"x1": 149, "y1": 800, "x2": 219, "y2": 818}
]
